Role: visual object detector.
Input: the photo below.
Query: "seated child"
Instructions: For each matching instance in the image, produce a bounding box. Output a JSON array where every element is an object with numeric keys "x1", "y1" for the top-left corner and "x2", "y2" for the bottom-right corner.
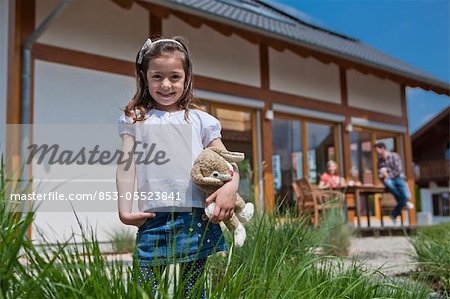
[{"x1": 318, "y1": 160, "x2": 346, "y2": 189}]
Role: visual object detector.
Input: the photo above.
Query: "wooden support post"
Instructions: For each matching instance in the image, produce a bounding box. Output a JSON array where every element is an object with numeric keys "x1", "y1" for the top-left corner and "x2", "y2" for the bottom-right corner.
[{"x1": 401, "y1": 85, "x2": 416, "y2": 226}]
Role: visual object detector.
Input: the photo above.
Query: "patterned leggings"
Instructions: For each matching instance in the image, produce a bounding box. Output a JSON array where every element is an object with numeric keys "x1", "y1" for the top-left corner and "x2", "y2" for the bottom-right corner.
[{"x1": 138, "y1": 258, "x2": 207, "y2": 299}]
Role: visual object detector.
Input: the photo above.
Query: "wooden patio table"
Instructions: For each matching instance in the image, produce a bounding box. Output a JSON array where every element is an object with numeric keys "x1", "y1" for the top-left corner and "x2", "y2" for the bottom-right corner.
[{"x1": 332, "y1": 185, "x2": 386, "y2": 229}]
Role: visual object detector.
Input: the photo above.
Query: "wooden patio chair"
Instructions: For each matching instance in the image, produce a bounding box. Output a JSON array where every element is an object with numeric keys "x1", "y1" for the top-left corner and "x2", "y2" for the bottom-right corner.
[
  {"x1": 292, "y1": 178, "x2": 345, "y2": 227},
  {"x1": 379, "y1": 193, "x2": 409, "y2": 227}
]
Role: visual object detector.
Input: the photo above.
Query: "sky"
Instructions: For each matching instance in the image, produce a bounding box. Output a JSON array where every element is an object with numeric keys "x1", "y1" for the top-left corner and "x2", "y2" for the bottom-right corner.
[{"x1": 275, "y1": 0, "x2": 450, "y2": 133}]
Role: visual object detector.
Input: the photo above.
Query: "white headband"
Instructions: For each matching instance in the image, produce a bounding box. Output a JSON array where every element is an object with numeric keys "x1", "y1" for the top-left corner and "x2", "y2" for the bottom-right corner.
[{"x1": 137, "y1": 38, "x2": 184, "y2": 64}]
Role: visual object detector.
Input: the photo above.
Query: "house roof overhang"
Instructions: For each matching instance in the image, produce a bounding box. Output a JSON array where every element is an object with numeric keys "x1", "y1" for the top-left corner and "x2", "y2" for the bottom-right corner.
[
  {"x1": 412, "y1": 107, "x2": 450, "y2": 144},
  {"x1": 140, "y1": 0, "x2": 449, "y2": 96}
]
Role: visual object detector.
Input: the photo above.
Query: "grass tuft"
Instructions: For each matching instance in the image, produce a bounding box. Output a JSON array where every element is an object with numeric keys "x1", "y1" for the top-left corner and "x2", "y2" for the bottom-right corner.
[
  {"x1": 108, "y1": 228, "x2": 136, "y2": 254},
  {"x1": 318, "y1": 206, "x2": 354, "y2": 257},
  {"x1": 411, "y1": 222, "x2": 450, "y2": 296}
]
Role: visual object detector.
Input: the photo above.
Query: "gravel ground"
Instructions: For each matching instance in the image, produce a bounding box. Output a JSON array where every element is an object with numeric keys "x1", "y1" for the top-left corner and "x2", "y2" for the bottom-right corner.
[{"x1": 349, "y1": 236, "x2": 417, "y2": 276}]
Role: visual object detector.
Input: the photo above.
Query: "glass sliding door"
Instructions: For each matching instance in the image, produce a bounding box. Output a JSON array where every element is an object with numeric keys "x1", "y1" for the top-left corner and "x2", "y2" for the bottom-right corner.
[
  {"x1": 306, "y1": 122, "x2": 336, "y2": 184},
  {"x1": 349, "y1": 128, "x2": 404, "y2": 220},
  {"x1": 210, "y1": 105, "x2": 257, "y2": 203},
  {"x1": 272, "y1": 118, "x2": 302, "y2": 210},
  {"x1": 350, "y1": 129, "x2": 402, "y2": 186},
  {"x1": 350, "y1": 130, "x2": 374, "y2": 185},
  {"x1": 375, "y1": 131, "x2": 400, "y2": 167},
  {"x1": 271, "y1": 116, "x2": 339, "y2": 212}
]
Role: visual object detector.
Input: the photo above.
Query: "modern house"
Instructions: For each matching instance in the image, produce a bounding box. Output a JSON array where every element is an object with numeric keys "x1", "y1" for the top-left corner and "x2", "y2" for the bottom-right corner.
[
  {"x1": 2, "y1": 0, "x2": 449, "y2": 241},
  {"x1": 412, "y1": 107, "x2": 450, "y2": 224}
]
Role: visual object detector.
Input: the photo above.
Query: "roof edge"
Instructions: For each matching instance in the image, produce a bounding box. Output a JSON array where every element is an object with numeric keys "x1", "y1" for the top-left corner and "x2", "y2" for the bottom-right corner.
[
  {"x1": 144, "y1": 0, "x2": 450, "y2": 96},
  {"x1": 411, "y1": 106, "x2": 450, "y2": 142},
  {"x1": 255, "y1": 0, "x2": 360, "y2": 42}
]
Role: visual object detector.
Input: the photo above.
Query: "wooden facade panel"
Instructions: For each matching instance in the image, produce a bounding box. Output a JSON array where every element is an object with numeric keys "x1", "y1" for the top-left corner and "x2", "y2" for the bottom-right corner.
[
  {"x1": 33, "y1": 43, "x2": 135, "y2": 77},
  {"x1": 6, "y1": 0, "x2": 35, "y2": 207},
  {"x1": 269, "y1": 48, "x2": 341, "y2": 104},
  {"x1": 162, "y1": 15, "x2": 261, "y2": 87},
  {"x1": 1, "y1": 0, "x2": 9, "y2": 146},
  {"x1": 35, "y1": 0, "x2": 148, "y2": 62},
  {"x1": 7, "y1": 0, "x2": 34, "y2": 125},
  {"x1": 262, "y1": 102, "x2": 275, "y2": 212},
  {"x1": 347, "y1": 69, "x2": 402, "y2": 116}
]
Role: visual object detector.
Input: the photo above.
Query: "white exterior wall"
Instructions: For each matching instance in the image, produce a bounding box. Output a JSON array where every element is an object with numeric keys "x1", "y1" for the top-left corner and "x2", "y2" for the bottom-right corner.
[
  {"x1": 1, "y1": 0, "x2": 8, "y2": 151},
  {"x1": 269, "y1": 48, "x2": 341, "y2": 104},
  {"x1": 163, "y1": 15, "x2": 260, "y2": 87},
  {"x1": 33, "y1": 61, "x2": 135, "y2": 124},
  {"x1": 32, "y1": 60, "x2": 136, "y2": 243},
  {"x1": 347, "y1": 69, "x2": 402, "y2": 116},
  {"x1": 420, "y1": 187, "x2": 450, "y2": 224},
  {"x1": 36, "y1": 0, "x2": 148, "y2": 62}
]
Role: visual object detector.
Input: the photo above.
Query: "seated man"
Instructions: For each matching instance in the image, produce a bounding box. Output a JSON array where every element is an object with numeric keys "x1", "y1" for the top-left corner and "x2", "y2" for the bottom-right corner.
[
  {"x1": 319, "y1": 160, "x2": 346, "y2": 189},
  {"x1": 374, "y1": 142, "x2": 414, "y2": 223}
]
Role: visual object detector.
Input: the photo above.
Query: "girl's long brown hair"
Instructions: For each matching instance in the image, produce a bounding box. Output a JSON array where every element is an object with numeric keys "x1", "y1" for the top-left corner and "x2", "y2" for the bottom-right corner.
[{"x1": 124, "y1": 36, "x2": 202, "y2": 122}]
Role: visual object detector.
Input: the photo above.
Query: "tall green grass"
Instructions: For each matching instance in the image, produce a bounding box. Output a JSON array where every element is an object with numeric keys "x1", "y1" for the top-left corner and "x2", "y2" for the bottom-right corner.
[
  {"x1": 205, "y1": 212, "x2": 429, "y2": 298},
  {"x1": 317, "y1": 207, "x2": 353, "y2": 257},
  {"x1": 0, "y1": 157, "x2": 432, "y2": 298},
  {"x1": 0, "y1": 155, "x2": 34, "y2": 298},
  {"x1": 108, "y1": 228, "x2": 135, "y2": 254},
  {"x1": 411, "y1": 222, "x2": 450, "y2": 296}
]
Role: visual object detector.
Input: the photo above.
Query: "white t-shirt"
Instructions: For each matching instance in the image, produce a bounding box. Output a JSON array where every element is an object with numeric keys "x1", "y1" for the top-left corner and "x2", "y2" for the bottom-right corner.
[{"x1": 118, "y1": 108, "x2": 221, "y2": 211}]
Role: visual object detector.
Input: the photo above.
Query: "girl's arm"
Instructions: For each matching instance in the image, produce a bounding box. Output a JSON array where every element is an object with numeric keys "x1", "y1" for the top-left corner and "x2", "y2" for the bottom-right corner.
[
  {"x1": 116, "y1": 134, "x2": 155, "y2": 227},
  {"x1": 318, "y1": 173, "x2": 329, "y2": 189},
  {"x1": 204, "y1": 138, "x2": 239, "y2": 224},
  {"x1": 318, "y1": 180, "x2": 328, "y2": 189}
]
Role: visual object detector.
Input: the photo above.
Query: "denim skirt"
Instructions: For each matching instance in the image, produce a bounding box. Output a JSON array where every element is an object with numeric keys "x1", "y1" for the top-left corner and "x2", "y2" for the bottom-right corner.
[{"x1": 136, "y1": 208, "x2": 227, "y2": 266}]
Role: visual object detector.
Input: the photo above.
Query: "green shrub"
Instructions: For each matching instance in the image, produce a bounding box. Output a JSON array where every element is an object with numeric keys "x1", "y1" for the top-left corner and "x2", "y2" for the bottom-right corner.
[
  {"x1": 411, "y1": 222, "x2": 450, "y2": 296},
  {"x1": 414, "y1": 221, "x2": 450, "y2": 239},
  {"x1": 108, "y1": 228, "x2": 135, "y2": 254},
  {"x1": 204, "y1": 211, "x2": 430, "y2": 299},
  {"x1": 318, "y1": 207, "x2": 353, "y2": 257},
  {"x1": 0, "y1": 155, "x2": 35, "y2": 298}
]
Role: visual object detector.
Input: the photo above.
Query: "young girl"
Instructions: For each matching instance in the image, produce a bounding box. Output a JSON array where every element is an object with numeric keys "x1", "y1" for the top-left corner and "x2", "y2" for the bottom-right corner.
[
  {"x1": 318, "y1": 160, "x2": 346, "y2": 189},
  {"x1": 116, "y1": 36, "x2": 239, "y2": 297}
]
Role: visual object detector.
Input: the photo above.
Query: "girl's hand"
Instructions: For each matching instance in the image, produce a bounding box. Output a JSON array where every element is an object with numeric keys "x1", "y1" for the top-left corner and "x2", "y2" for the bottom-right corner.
[
  {"x1": 205, "y1": 182, "x2": 237, "y2": 224},
  {"x1": 119, "y1": 211, "x2": 156, "y2": 228},
  {"x1": 205, "y1": 138, "x2": 240, "y2": 224}
]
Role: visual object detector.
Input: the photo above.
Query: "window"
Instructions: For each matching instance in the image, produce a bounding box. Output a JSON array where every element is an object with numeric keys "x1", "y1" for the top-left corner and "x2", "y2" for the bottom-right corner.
[
  {"x1": 271, "y1": 116, "x2": 338, "y2": 211},
  {"x1": 432, "y1": 192, "x2": 450, "y2": 216},
  {"x1": 376, "y1": 131, "x2": 400, "y2": 164},
  {"x1": 350, "y1": 130, "x2": 373, "y2": 185},
  {"x1": 272, "y1": 118, "x2": 302, "y2": 210},
  {"x1": 307, "y1": 122, "x2": 336, "y2": 184},
  {"x1": 350, "y1": 129, "x2": 402, "y2": 185},
  {"x1": 209, "y1": 104, "x2": 257, "y2": 203}
]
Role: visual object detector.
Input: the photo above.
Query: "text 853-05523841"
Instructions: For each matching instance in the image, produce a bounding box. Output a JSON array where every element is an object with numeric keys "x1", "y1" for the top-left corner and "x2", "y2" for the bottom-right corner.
[{"x1": 98, "y1": 191, "x2": 182, "y2": 201}]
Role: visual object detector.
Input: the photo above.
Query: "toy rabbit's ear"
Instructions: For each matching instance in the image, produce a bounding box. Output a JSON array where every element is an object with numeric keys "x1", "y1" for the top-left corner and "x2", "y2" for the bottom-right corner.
[
  {"x1": 220, "y1": 151, "x2": 245, "y2": 163},
  {"x1": 191, "y1": 164, "x2": 203, "y2": 184}
]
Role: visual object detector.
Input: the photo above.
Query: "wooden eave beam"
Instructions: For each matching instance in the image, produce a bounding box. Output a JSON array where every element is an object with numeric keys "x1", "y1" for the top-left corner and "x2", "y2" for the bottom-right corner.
[{"x1": 111, "y1": 0, "x2": 134, "y2": 9}]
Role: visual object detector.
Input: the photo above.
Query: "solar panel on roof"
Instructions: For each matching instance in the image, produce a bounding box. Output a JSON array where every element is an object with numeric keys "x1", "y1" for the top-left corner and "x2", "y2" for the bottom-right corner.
[
  {"x1": 217, "y1": 0, "x2": 297, "y2": 25},
  {"x1": 257, "y1": 0, "x2": 358, "y2": 41},
  {"x1": 256, "y1": 0, "x2": 312, "y2": 23}
]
